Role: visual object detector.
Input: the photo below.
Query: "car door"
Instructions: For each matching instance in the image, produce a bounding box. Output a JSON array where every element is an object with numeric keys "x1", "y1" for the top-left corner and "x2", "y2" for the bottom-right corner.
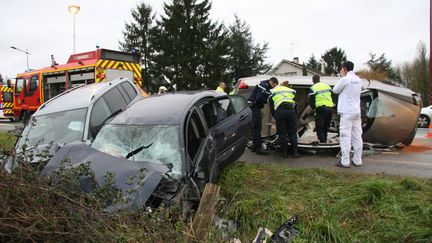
[{"x1": 197, "y1": 95, "x2": 251, "y2": 168}]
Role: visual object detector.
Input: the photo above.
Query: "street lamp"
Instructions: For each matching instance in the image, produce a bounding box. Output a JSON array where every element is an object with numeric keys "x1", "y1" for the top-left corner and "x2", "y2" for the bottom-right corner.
[
  {"x1": 10, "y1": 46, "x2": 31, "y2": 71},
  {"x1": 68, "y1": 4, "x2": 80, "y2": 53}
]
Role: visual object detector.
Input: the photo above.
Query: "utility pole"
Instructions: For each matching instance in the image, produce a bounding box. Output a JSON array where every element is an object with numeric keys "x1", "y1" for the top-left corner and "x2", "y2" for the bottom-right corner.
[
  {"x1": 68, "y1": 5, "x2": 80, "y2": 54},
  {"x1": 430, "y1": 0, "x2": 432, "y2": 104}
]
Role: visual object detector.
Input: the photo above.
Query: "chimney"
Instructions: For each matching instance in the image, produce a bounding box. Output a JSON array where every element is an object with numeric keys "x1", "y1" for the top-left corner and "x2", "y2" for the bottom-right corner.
[{"x1": 293, "y1": 57, "x2": 299, "y2": 63}]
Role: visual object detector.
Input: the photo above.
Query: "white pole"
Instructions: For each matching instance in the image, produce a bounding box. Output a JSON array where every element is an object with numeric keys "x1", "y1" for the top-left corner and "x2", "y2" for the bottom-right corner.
[{"x1": 73, "y1": 14, "x2": 76, "y2": 53}]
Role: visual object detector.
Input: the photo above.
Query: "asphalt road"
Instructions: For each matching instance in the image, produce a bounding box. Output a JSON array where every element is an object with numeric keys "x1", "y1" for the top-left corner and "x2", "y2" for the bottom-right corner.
[
  {"x1": 240, "y1": 128, "x2": 432, "y2": 179},
  {"x1": 0, "y1": 119, "x2": 21, "y2": 133}
]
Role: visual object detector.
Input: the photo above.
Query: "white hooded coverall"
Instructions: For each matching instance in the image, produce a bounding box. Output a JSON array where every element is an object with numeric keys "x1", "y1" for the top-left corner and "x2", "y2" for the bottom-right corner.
[{"x1": 333, "y1": 71, "x2": 363, "y2": 166}]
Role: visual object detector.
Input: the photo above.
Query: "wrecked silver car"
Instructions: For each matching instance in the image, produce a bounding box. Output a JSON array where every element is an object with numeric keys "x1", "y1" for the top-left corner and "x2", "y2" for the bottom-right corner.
[
  {"x1": 43, "y1": 91, "x2": 252, "y2": 211},
  {"x1": 6, "y1": 78, "x2": 142, "y2": 171},
  {"x1": 235, "y1": 75, "x2": 421, "y2": 148}
]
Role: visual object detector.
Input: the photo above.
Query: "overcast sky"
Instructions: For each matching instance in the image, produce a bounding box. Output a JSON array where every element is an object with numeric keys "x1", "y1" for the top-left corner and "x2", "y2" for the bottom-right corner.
[{"x1": 0, "y1": 0, "x2": 428, "y2": 78}]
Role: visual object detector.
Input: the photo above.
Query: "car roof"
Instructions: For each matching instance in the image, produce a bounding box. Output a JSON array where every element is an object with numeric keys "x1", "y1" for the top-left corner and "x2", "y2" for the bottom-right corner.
[
  {"x1": 35, "y1": 77, "x2": 132, "y2": 116},
  {"x1": 110, "y1": 91, "x2": 220, "y2": 125}
]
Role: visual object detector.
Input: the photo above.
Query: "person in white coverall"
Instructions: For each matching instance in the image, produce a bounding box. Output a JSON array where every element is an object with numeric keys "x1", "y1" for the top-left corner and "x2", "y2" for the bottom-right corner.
[{"x1": 332, "y1": 61, "x2": 363, "y2": 168}]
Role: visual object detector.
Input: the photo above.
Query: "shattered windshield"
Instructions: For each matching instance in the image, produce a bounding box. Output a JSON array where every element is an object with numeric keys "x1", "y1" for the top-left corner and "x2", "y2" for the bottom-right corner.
[
  {"x1": 91, "y1": 125, "x2": 182, "y2": 177},
  {"x1": 17, "y1": 108, "x2": 87, "y2": 150}
]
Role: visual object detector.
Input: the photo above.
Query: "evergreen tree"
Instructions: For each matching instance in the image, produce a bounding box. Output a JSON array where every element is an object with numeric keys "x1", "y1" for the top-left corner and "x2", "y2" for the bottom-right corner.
[
  {"x1": 366, "y1": 53, "x2": 401, "y2": 82},
  {"x1": 302, "y1": 63, "x2": 308, "y2": 76},
  {"x1": 225, "y1": 15, "x2": 271, "y2": 85},
  {"x1": 119, "y1": 2, "x2": 155, "y2": 89},
  {"x1": 321, "y1": 47, "x2": 347, "y2": 76},
  {"x1": 306, "y1": 54, "x2": 321, "y2": 72},
  {"x1": 151, "y1": 0, "x2": 228, "y2": 90},
  {"x1": 0, "y1": 74, "x2": 4, "y2": 84}
]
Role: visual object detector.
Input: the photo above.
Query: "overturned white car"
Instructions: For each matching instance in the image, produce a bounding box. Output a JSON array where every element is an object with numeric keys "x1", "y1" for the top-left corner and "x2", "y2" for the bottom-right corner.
[{"x1": 235, "y1": 75, "x2": 421, "y2": 148}]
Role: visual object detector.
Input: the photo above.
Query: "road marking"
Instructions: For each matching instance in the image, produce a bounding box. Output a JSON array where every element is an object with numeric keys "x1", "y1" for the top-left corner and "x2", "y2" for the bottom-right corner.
[{"x1": 365, "y1": 158, "x2": 432, "y2": 167}]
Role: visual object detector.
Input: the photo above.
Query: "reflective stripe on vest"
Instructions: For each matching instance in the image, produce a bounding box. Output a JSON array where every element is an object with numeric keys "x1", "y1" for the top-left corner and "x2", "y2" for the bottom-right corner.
[
  {"x1": 311, "y1": 82, "x2": 334, "y2": 108},
  {"x1": 272, "y1": 86, "x2": 296, "y2": 110}
]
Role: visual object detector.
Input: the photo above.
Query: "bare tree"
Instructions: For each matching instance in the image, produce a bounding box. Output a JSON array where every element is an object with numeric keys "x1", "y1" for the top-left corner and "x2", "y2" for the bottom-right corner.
[{"x1": 399, "y1": 41, "x2": 429, "y2": 105}]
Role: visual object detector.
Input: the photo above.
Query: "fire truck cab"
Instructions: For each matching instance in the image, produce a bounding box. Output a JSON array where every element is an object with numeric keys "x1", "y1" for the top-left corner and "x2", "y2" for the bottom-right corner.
[{"x1": 13, "y1": 49, "x2": 142, "y2": 121}]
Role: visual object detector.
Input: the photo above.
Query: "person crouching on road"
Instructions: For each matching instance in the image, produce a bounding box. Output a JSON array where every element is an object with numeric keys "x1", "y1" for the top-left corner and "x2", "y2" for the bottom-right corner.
[
  {"x1": 308, "y1": 75, "x2": 334, "y2": 143},
  {"x1": 248, "y1": 77, "x2": 279, "y2": 155},
  {"x1": 215, "y1": 82, "x2": 227, "y2": 94},
  {"x1": 270, "y1": 80, "x2": 300, "y2": 158},
  {"x1": 333, "y1": 61, "x2": 363, "y2": 168}
]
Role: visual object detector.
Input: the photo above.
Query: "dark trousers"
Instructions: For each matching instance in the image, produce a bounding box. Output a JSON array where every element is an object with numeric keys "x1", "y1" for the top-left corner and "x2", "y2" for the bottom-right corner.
[
  {"x1": 275, "y1": 107, "x2": 298, "y2": 153},
  {"x1": 251, "y1": 107, "x2": 262, "y2": 149},
  {"x1": 315, "y1": 106, "x2": 332, "y2": 143}
]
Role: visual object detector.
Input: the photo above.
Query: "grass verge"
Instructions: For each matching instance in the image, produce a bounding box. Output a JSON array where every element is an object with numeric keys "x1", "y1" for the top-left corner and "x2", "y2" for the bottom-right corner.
[
  {"x1": 217, "y1": 162, "x2": 432, "y2": 242},
  {"x1": 0, "y1": 131, "x2": 16, "y2": 153}
]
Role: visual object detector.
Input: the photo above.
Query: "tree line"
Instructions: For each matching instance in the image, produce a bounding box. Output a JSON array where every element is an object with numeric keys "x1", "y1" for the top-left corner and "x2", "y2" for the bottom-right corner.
[
  {"x1": 306, "y1": 43, "x2": 430, "y2": 105},
  {"x1": 119, "y1": 0, "x2": 270, "y2": 93},
  {"x1": 119, "y1": 1, "x2": 429, "y2": 105}
]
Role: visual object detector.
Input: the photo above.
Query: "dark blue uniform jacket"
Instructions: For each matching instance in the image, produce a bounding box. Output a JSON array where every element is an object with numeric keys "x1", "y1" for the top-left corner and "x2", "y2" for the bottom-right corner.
[{"x1": 247, "y1": 80, "x2": 271, "y2": 109}]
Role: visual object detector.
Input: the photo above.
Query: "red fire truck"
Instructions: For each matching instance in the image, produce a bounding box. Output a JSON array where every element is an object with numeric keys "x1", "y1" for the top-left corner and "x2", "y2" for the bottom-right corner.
[{"x1": 12, "y1": 49, "x2": 142, "y2": 121}]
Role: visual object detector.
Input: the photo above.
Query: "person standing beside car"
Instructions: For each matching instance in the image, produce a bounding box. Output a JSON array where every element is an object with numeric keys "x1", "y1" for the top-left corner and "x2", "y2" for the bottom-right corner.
[
  {"x1": 248, "y1": 77, "x2": 278, "y2": 155},
  {"x1": 215, "y1": 82, "x2": 227, "y2": 94},
  {"x1": 269, "y1": 80, "x2": 300, "y2": 158},
  {"x1": 333, "y1": 61, "x2": 363, "y2": 168},
  {"x1": 308, "y1": 75, "x2": 334, "y2": 143}
]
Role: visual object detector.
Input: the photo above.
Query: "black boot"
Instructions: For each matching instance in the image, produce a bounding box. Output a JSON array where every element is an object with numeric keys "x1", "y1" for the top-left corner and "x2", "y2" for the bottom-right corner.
[
  {"x1": 292, "y1": 149, "x2": 301, "y2": 158},
  {"x1": 256, "y1": 147, "x2": 270, "y2": 155},
  {"x1": 282, "y1": 150, "x2": 288, "y2": 158}
]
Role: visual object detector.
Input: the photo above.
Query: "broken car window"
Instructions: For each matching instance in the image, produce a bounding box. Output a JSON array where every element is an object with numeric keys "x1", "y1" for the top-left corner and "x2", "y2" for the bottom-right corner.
[
  {"x1": 200, "y1": 98, "x2": 236, "y2": 128},
  {"x1": 366, "y1": 96, "x2": 395, "y2": 118},
  {"x1": 17, "y1": 108, "x2": 87, "y2": 150},
  {"x1": 92, "y1": 125, "x2": 182, "y2": 177}
]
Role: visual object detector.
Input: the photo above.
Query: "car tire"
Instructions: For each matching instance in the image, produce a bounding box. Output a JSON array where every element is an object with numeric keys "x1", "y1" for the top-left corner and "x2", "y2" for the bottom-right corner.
[
  {"x1": 402, "y1": 126, "x2": 417, "y2": 146},
  {"x1": 417, "y1": 114, "x2": 430, "y2": 128}
]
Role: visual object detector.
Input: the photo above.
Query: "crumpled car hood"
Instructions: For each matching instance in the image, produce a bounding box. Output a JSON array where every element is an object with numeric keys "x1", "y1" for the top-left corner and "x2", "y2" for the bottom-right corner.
[{"x1": 42, "y1": 142, "x2": 171, "y2": 212}]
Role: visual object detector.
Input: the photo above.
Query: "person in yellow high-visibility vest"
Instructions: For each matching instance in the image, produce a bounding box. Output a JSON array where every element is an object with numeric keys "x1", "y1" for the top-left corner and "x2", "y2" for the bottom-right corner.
[
  {"x1": 269, "y1": 80, "x2": 300, "y2": 158},
  {"x1": 308, "y1": 75, "x2": 334, "y2": 143},
  {"x1": 215, "y1": 82, "x2": 227, "y2": 94}
]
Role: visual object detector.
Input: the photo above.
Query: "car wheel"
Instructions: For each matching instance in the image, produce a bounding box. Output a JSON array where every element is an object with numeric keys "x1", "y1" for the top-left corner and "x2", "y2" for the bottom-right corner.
[
  {"x1": 417, "y1": 115, "x2": 430, "y2": 128},
  {"x1": 403, "y1": 127, "x2": 417, "y2": 146}
]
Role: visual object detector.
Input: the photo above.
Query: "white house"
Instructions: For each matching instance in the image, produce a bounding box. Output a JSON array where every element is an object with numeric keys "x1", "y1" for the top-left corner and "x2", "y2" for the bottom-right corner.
[{"x1": 268, "y1": 57, "x2": 325, "y2": 76}]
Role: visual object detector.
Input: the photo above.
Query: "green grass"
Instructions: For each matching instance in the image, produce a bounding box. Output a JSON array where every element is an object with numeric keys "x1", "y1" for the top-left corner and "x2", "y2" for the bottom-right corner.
[
  {"x1": 218, "y1": 162, "x2": 432, "y2": 242},
  {"x1": 0, "y1": 131, "x2": 16, "y2": 152}
]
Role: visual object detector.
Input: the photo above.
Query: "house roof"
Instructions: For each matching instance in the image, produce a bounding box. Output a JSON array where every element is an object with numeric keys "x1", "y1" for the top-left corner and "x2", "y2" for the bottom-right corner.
[{"x1": 268, "y1": 59, "x2": 325, "y2": 76}]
